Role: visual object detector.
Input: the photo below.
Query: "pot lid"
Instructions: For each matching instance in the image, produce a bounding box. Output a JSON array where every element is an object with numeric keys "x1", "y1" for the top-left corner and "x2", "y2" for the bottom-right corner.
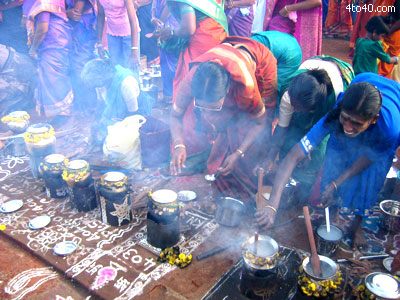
[
  {"x1": 152, "y1": 189, "x2": 177, "y2": 203},
  {"x1": 365, "y1": 272, "x2": 400, "y2": 299},
  {"x1": 103, "y1": 171, "x2": 126, "y2": 182},
  {"x1": 9, "y1": 111, "x2": 28, "y2": 118},
  {"x1": 44, "y1": 154, "x2": 65, "y2": 164},
  {"x1": 26, "y1": 123, "x2": 52, "y2": 134},
  {"x1": 67, "y1": 160, "x2": 88, "y2": 170},
  {"x1": 316, "y1": 225, "x2": 343, "y2": 241}
]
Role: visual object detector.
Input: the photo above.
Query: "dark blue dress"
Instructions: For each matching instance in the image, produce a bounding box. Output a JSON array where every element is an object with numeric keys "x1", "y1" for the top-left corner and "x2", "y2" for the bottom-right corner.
[{"x1": 299, "y1": 73, "x2": 400, "y2": 216}]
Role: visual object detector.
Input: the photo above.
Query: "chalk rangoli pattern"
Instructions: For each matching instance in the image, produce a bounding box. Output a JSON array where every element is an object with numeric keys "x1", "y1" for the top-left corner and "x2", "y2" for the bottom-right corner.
[{"x1": 0, "y1": 157, "x2": 218, "y2": 300}]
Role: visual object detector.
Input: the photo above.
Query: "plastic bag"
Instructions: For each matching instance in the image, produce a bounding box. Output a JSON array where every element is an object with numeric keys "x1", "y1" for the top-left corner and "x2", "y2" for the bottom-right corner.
[{"x1": 103, "y1": 115, "x2": 146, "y2": 169}]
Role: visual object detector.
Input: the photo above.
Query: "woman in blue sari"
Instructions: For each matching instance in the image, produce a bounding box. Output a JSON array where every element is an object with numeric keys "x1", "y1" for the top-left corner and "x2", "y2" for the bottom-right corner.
[
  {"x1": 23, "y1": 0, "x2": 73, "y2": 117},
  {"x1": 257, "y1": 73, "x2": 400, "y2": 249}
]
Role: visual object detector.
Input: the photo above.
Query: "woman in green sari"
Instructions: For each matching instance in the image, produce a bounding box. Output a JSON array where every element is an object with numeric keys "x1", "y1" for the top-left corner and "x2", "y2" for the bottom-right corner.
[{"x1": 259, "y1": 56, "x2": 354, "y2": 204}]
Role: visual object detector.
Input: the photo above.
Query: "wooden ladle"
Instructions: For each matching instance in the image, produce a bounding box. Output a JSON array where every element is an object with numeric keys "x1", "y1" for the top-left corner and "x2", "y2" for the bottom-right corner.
[
  {"x1": 303, "y1": 206, "x2": 322, "y2": 277},
  {"x1": 256, "y1": 168, "x2": 264, "y2": 211}
]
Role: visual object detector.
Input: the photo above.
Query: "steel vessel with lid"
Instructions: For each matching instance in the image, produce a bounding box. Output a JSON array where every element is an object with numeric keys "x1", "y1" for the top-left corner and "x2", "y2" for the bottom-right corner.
[
  {"x1": 63, "y1": 160, "x2": 97, "y2": 212},
  {"x1": 147, "y1": 189, "x2": 180, "y2": 249},
  {"x1": 98, "y1": 171, "x2": 132, "y2": 226},
  {"x1": 40, "y1": 154, "x2": 68, "y2": 198},
  {"x1": 24, "y1": 123, "x2": 56, "y2": 178}
]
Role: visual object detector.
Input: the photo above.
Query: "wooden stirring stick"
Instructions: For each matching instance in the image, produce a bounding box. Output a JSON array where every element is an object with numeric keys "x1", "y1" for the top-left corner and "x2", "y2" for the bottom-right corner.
[
  {"x1": 303, "y1": 206, "x2": 322, "y2": 277},
  {"x1": 256, "y1": 168, "x2": 264, "y2": 211},
  {"x1": 254, "y1": 232, "x2": 259, "y2": 255}
]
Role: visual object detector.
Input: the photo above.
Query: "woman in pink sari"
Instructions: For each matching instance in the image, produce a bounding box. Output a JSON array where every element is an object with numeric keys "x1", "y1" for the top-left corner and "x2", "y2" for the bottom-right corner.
[{"x1": 264, "y1": 0, "x2": 322, "y2": 61}]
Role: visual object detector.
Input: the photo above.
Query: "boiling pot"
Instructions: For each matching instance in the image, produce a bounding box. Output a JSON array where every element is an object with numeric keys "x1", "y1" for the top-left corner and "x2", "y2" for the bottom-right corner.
[{"x1": 242, "y1": 234, "x2": 280, "y2": 270}]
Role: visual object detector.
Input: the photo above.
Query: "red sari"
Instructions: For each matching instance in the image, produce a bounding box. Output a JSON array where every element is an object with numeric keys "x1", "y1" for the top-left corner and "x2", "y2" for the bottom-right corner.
[
  {"x1": 174, "y1": 37, "x2": 277, "y2": 189},
  {"x1": 170, "y1": 0, "x2": 228, "y2": 100}
]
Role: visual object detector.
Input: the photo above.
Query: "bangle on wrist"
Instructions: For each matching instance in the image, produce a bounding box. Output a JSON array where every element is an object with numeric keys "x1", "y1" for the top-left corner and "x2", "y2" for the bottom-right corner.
[
  {"x1": 236, "y1": 148, "x2": 244, "y2": 158},
  {"x1": 131, "y1": 46, "x2": 139, "y2": 50},
  {"x1": 284, "y1": 5, "x2": 290, "y2": 13},
  {"x1": 174, "y1": 144, "x2": 186, "y2": 150},
  {"x1": 331, "y1": 180, "x2": 338, "y2": 191},
  {"x1": 265, "y1": 205, "x2": 277, "y2": 214}
]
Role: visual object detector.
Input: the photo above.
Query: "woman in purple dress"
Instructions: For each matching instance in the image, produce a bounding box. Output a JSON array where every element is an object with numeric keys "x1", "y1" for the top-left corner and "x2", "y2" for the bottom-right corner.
[{"x1": 23, "y1": 0, "x2": 73, "y2": 118}]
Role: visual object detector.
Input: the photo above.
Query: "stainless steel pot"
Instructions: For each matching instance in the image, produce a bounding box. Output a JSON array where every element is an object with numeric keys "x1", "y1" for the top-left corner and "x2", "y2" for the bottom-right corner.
[
  {"x1": 315, "y1": 224, "x2": 343, "y2": 257},
  {"x1": 380, "y1": 200, "x2": 400, "y2": 233},
  {"x1": 215, "y1": 197, "x2": 245, "y2": 227},
  {"x1": 242, "y1": 234, "x2": 280, "y2": 270}
]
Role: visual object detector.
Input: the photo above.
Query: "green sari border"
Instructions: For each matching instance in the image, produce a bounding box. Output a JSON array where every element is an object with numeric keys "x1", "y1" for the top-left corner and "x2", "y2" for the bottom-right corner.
[{"x1": 167, "y1": 0, "x2": 229, "y2": 34}]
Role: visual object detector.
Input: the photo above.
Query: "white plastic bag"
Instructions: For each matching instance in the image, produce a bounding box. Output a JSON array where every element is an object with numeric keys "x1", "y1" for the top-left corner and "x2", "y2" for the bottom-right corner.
[{"x1": 103, "y1": 115, "x2": 146, "y2": 169}]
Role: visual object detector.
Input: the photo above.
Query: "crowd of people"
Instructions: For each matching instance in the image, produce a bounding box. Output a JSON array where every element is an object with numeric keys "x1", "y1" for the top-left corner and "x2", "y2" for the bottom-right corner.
[{"x1": 1, "y1": 0, "x2": 400, "y2": 250}]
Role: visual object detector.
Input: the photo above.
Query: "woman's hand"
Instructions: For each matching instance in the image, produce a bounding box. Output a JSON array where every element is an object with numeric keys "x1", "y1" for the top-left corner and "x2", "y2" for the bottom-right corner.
[
  {"x1": 29, "y1": 48, "x2": 38, "y2": 60},
  {"x1": 255, "y1": 206, "x2": 277, "y2": 230},
  {"x1": 219, "y1": 152, "x2": 240, "y2": 176},
  {"x1": 158, "y1": 26, "x2": 174, "y2": 41},
  {"x1": 94, "y1": 43, "x2": 106, "y2": 58},
  {"x1": 151, "y1": 17, "x2": 164, "y2": 28},
  {"x1": 128, "y1": 49, "x2": 140, "y2": 70},
  {"x1": 253, "y1": 160, "x2": 274, "y2": 177},
  {"x1": 319, "y1": 182, "x2": 337, "y2": 208},
  {"x1": 67, "y1": 8, "x2": 82, "y2": 21},
  {"x1": 279, "y1": 6, "x2": 290, "y2": 18},
  {"x1": 170, "y1": 146, "x2": 187, "y2": 175}
]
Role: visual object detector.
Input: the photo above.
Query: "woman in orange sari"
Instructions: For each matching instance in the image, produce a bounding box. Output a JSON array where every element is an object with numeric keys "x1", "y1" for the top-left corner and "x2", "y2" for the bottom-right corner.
[
  {"x1": 155, "y1": 0, "x2": 228, "y2": 100},
  {"x1": 170, "y1": 36, "x2": 277, "y2": 190},
  {"x1": 323, "y1": 0, "x2": 353, "y2": 38},
  {"x1": 378, "y1": 0, "x2": 400, "y2": 77}
]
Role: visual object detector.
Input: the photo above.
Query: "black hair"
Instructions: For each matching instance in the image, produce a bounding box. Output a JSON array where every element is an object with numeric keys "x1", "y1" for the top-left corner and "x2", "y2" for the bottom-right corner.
[
  {"x1": 288, "y1": 69, "x2": 333, "y2": 111},
  {"x1": 365, "y1": 16, "x2": 391, "y2": 35},
  {"x1": 81, "y1": 58, "x2": 115, "y2": 88},
  {"x1": 191, "y1": 62, "x2": 231, "y2": 103},
  {"x1": 324, "y1": 82, "x2": 382, "y2": 124}
]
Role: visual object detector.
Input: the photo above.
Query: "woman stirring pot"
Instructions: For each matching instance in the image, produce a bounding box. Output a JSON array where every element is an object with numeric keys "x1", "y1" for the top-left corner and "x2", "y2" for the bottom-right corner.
[{"x1": 257, "y1": 73, "x2": 400, "y2": 250}]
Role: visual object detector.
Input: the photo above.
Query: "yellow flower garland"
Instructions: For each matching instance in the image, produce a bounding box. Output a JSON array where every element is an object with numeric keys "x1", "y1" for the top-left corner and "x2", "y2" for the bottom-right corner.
[
  {"x1": 42, "y1": 158, "x2": 69, "y2": 173},
  {"x1": 24, "y1": 127, "x2": 55, "y2": 143},
  {"x1": 1, "y1": 113, "x2": 30, "y2": 124},
  {"x1": 298, "y1": 265, "x2": 342, "y2": 298},
  {"x1": 62, "y1": 164, "x2": 90, "y2": 182}
]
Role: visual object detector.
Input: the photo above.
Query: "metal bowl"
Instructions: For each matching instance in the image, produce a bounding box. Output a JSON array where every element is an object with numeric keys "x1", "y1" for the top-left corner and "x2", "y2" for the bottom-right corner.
[
  {"x1": 302, "y1": 255, "x2": 338, "y2": 280},
  {"x1": 215, "y1": 197, "x2": 245, "y2": 227},
  {"x1": 365, "y1": 272, "x2": 400, "y2": 299},
  {"x1": 380, "y1": 200, "x2": 400, "y2": 232}
]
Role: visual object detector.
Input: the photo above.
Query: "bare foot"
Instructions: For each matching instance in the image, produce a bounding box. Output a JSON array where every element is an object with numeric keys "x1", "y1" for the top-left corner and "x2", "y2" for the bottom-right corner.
[
  {"x1": 352, "y1": 225, "x2": 367, "y2": 250},
  {"x1": 349, "y1": 215, "x2": 368, "y2": 250}
]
